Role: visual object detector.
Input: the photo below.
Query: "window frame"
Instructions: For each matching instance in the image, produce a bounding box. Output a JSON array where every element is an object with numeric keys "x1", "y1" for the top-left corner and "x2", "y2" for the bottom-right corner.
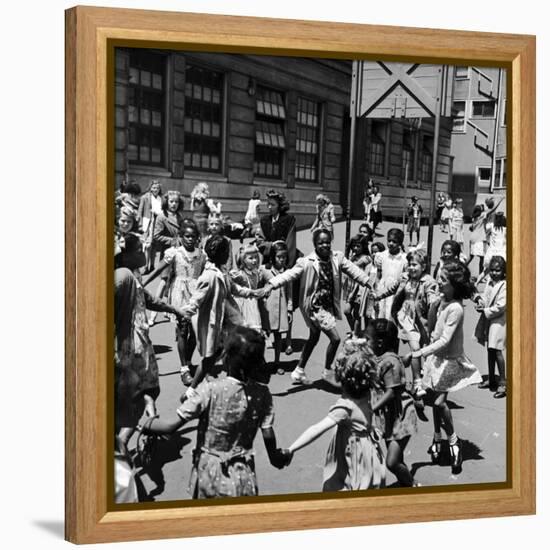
[
  {"x1": 127, "y1": 50, "x2": 168, "y2": 168},
  {"x1": 369, "y1": 120, "x2": 387, "y2": 177},
  {"x1": 494, "y1": 159, "x2": 507, "y2": 189},
  {"x1": 454, "y1": 65, "x2": 470, "y2": 80},
  {"x1": 477, "y1": 165, "x2": 492, "y2": 187},
  {"x1": 452, "y1": 100, "x2": 467, "y2": 133},
  {"x1": 253, "y1": 84, "x2": 288, "y2": 181},
  {"x1": 182, "y1": 61, "x2": 226, "y2": 174},
  {"x1": 420, "y1": 134, "x2": 434, "y2": 183},
  {"x1": 401, "y1": 129, "x2": 415, "y2": 184},
  {"x1": 471, "y1": 99, "x2": 497, "y2": 119},
  {"x1": 294, "y1": 95, "x2": 323, "y2": 184}
]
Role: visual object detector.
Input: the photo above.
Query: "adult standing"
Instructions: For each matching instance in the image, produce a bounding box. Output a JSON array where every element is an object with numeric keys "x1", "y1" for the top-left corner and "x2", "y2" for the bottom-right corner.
[
  {"x1": 310, "y1": 193, "x2": 336, "y2": 238},
  {"x1": 138, "y1": 179, "x2": 163, "y2": 273}
]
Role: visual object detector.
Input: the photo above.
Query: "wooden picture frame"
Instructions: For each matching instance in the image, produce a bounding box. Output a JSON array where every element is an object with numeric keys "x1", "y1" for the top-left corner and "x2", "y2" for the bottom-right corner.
[{"x1": 65, "y1": 5, "x2": 535, "y2": 544}]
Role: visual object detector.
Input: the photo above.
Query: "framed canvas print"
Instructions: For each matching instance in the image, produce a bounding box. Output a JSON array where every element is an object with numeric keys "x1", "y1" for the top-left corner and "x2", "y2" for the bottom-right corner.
[{"x1": 65, "y1": 6, "x2": 535, "y2": 544}]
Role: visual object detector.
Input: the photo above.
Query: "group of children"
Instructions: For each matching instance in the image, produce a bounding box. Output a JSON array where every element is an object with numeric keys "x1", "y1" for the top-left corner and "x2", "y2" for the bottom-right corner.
[{"x1": 114, "y1": 179, "x2": 508, "y2": 502}]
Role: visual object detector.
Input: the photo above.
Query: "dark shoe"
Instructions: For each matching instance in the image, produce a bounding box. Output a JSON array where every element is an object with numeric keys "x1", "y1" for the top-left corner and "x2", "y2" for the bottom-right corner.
[
  {"x1": 478, "y1": 379, "x2": 495, "y2": 389},
  {"x1": 494, "y1": 385, "x2": 507, "y2": 399},
  {"x1": 427, "y1": 439, "x2": 442, "y2": 464},
  {"x1": 449, "y1": 440, "x2": 463, "y2": 474}
]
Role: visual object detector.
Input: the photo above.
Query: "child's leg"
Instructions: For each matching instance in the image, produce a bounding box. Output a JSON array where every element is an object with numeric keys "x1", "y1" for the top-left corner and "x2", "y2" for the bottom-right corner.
[
  {"x1": 323, "y1": 327, "x2": 341, "y2": 371},
  {"x1": 409, "y1": 341, "x2": 425, "y2": 396},
  {"x1": 352, "y1": 303, "x2": 362, "y2": 336},
  {"x1": 285, "y1": 314, "x2": 293, "y2": 354},
  {"x1": 273, "y1": 331, "x2": 283, "y2": 373},
  {"x1": 386, "y1": 438, "x2": 414, "y2": 487},
  {"x1": 479, "y1": 256, "x2": 484, "y2": 277},
  {"x1": 149, "y1": 279, "x2": 167, "y2": 324},
  {"x1": 494, "y1": 349, "x2": 506, "y2": 397},
  {"x1": 343, "y1": 302, "x2": 355, "y2": 333},
  {"x1": 295, "y1": 326, "x2": 321, "y2": 372},
  {"x1": 434, "y1": 392, "x2": 463, "y2": 471}
]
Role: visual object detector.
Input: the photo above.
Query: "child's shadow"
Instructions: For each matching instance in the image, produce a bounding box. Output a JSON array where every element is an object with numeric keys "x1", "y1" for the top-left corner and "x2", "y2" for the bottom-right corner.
[
  {"x1": 423, "y1": 393, "x2": 464, "y2": 410},
  {"x1": 272, "y1": 378, "x2": 341, "y2": 397},
  {"x1": 410, "y1": 438, "x2": 483, "y2": 478},
  {"x1": 135, "y1": 426, "x2": 196, "y2": 501}
]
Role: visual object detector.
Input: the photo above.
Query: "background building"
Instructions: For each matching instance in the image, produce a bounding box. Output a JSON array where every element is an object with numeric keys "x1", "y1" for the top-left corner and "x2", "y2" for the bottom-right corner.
[
  {"x1": 114, "y1": 50, "x2": 504, "y2": 227},
  {"x1": 449, "y1": 66, "x2": 507, "y2": 215}
]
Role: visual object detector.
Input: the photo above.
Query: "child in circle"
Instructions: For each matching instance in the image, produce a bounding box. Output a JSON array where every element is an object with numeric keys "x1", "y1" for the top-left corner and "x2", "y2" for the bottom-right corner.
[
  {"x1": 372, "y1": 228, "x2": 408, "y2": 320},
  {"x1": 205, "y1": 213, "x2": 234, "y2": 273},
  {"x1": 359, "y1": 241, "x2": 386, "y2": 322},
  {"x1": 370, "y1": 319, "x2": 418, "y2": 487},
  {"x1": 283, "y1": 338, "x2": 385, "y2": 491},
  {"x1": 412, "y1": 260, "x2": 482, "y2": 474},
  {"x1": 143, "y1": 220, "x2": 206, "y2": 386},
  {"x1": 474, "y1": 255, "x2": 507, "y2": 398},
  {"x1": 386, "y1": 249, "x2": 439, "y2": 399},
  {"x1": 261, "y1": 228, "x2": 373, "y2": 387},
  {"x1": 343, "y1": 234, "x2": 372, "y2": 336},
  {"x1": 138, "y1": 326, "x2": 289, "y2": 499},
  {"x1": 262, "y1": 241, "x2": 294, "y2": 374},
  {"x1": 231, "y1": 244, "x2": 268, "y2": 332},
  {"x1": 179, "y1": 236, "x2": 255, "y2": 399}
]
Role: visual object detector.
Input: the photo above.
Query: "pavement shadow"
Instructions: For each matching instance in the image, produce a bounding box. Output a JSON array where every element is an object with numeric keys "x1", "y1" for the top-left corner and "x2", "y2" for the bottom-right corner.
[
  {"x1": 153, "y1": 344, "x2": 173, "y2": 355},
  {"x1": 410, "y1": 438, "x2": 483, "y2": 477},
  {"x1": 133, "y1": 427, "x2": 196, "y2": 501},
  {"x1": 285, "y1": 338, "x2": 307, "y2": 353},
  {"x1": 268, "y1": 359, "x2": 298, "y2": 375},
  {"x1": 272, "y1": 378, "x2": 341, "y2": 397},
  {"x1": 423, "y1": 393, "x2": 464, "y2": 410}
]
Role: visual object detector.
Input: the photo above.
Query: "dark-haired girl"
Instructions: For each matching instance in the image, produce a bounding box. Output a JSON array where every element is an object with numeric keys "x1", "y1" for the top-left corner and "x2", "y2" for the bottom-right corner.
[
  {"x1": 138, "y1": 326, "x2": 288, "y2": 499},
  {"x1": 284, "y1": 338, "x2": 385, "y2": 491},
  {"x1": 474, "y1": 255, "x2": 507, "y2": 398},
  {"x1": 412, "y1": 260, "x2": 482, "y2": 474},
  {"x1": 477, "y1": 212, "x2": 507, "y2": 284},
  {"x1": 143, "y1": 219, "x2": 206, "y2": 386},
  {"x1": 370, "y1": 319, "x2": 418, "y2": 487}
]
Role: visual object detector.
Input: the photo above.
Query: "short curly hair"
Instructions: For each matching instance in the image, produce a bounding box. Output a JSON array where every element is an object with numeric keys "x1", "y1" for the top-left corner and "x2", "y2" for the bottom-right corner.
[
  {"x1": 334, "y1": 339, "x2": 378, "y2": 398},
  {"x1": 266, "y1": 189, "x2": 290, "y2": 214},
  {"x1": 204, "y1": 235, "x2": 230, "y2": 266}
]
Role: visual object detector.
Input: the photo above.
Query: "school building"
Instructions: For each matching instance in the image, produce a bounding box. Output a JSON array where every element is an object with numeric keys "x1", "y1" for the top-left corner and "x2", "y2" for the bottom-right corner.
[{"x1": 115, "y1": 50, "x2": 499, "y2": 227}]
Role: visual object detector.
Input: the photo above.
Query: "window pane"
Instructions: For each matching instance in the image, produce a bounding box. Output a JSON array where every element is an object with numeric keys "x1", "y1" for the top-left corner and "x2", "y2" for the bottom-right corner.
[{"x1": 295, "y1": 97, "x2": 320, "y2": 182}]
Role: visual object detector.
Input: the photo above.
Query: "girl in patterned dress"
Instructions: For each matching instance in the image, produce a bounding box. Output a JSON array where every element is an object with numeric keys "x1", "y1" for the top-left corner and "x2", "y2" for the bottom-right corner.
[
  {"x1": 262, "y1": 241, "x2": 293, "y2": 374},
  {"x1": 412, "y1": 260, "x2": 482, "y2": 474},
  {"x1": 370, "y1": 319, "x2": 418, "y2": 487},
  {"x1": 139, "y1": 326, "x2": 288, "y2": 499},
  {"x1": 143, "y1": 219, "x2": 207, "y2": 386},
  {"x1": 343, "y1": 234, "x2": 372, "y2": 336},
  {"x1": 283, "y1": 338, "x2": 385, "y2": 491}
]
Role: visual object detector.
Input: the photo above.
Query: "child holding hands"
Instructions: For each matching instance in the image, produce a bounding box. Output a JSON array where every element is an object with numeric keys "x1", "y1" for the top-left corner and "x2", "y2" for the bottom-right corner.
[{"x1": 283, "y1": 339, "x2": 385, "y2": 491}]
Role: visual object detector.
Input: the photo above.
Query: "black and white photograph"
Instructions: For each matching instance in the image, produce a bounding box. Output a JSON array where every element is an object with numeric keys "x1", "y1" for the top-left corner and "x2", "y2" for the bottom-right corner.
[{"x1": 113, "y1": 48, "x2": 508, "y2": 503}]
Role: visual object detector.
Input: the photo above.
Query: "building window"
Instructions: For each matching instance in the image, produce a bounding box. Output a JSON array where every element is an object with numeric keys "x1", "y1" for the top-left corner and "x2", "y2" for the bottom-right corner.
[
  {"x1": 420, "y1": 136, "x2": 433, "y2": 182},
  {"x1": 128, "y1": 50, "x2": 166, "y2": 166},
  {"x1": 254, "y1": 86, "x2": 286, "y2": 179},
  {"x1": 401, "y1": 130, "x2": 414, "y2": 183},
  {"x1": 452, "y1": 101, "x2": 467, "y2": 132},
  {"x1": 478, "y1": 166, "x2": 492, "y2": 187},
  {"x1": 295, "y1": 97, "x2": 321, "y2": 182},
  {"x1": 472, "y1": 100, "x2": 496, "y2": 118},
  {"x1": 455, "y1": 66, "x2": 470, "y2": 79},
  {"x1": 369, "y1": 121, "x2": 386, "y2": 177},
  {"x1": 494, "y1": 159, "x2": 507, "y2": 189},
  {"x1": 183, "y1": 64, "x2": 224, "y2": 172}
]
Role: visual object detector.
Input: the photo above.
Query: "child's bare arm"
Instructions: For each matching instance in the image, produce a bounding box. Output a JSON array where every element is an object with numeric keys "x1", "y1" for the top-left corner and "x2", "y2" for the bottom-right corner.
[
  {"x1": 288, "y1": 416, "x2": 337, "y2": 454},
  {"x1": 142, "y1": 260, "x2": 170, "y2": 287},
  {"x1": 372, "y1": 389, "x2": 395, "y2": 413},
  {"x1": 139, "y1": 414, "x2": 185, "y2": 435}
]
